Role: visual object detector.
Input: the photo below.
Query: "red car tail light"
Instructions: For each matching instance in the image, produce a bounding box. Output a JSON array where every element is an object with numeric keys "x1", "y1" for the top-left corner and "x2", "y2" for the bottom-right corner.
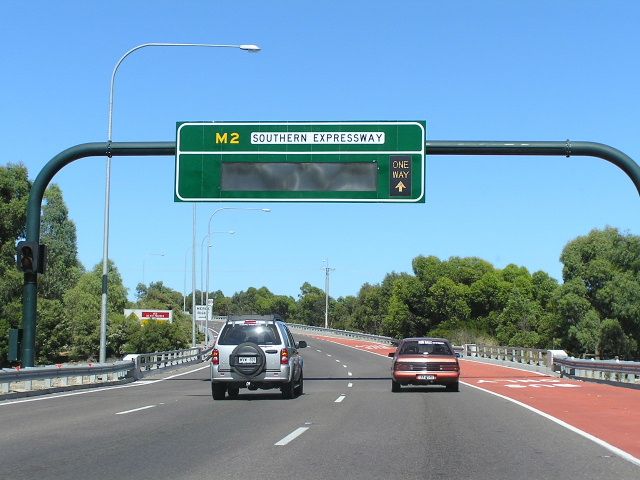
[
  {"x1": 440, "y1": 364, "x2": 459, "y2": 371},
  {"x1": 280, "y1": 348, "x2": 289, "y2": 365},
  {"x1": 212, "y1": 349, "x2": 219, "y2": 365},
  {"x1": 394, "y1": 362, "x2": 411, "y2": 371}
]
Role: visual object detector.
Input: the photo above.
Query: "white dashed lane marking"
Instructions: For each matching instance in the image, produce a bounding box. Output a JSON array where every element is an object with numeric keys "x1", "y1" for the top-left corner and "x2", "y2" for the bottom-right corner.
[
  {"x1": 115, "y1": 405, "x2": 156, "y2": 415},
  {"x1": 274, "y1": 427, "x2": 309, "y2": 446},
  {"x1": 335, "y1": 395, "x2": 346, "y2": 403}
]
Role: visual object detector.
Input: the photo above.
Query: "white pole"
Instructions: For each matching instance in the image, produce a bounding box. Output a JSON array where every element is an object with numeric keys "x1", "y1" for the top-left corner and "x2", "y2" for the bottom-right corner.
[
  {"x1": 191, "y1": 204, "x2": 197, "y2": 347},
  {"x1": 100, "y1": 42, "x2": 261, "y2": 362}
]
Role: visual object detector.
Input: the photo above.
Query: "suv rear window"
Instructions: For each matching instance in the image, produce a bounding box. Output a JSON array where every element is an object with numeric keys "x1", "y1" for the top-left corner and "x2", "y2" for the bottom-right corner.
[
  {"x1": 218, "y1": 324, "x2": 281, "y2": 346},
  {"x1": 400, "y1": 340, "x2": 453, "y2": 356}
]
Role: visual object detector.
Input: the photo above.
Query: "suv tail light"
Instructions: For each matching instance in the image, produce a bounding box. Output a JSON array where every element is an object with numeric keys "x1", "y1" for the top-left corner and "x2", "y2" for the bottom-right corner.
[
  {"x1": 212, "y1": 349, "x2": 219, "y2": 365},
  {"x1": 280, "y1": 348, "x2": 289, "y2": 365}
]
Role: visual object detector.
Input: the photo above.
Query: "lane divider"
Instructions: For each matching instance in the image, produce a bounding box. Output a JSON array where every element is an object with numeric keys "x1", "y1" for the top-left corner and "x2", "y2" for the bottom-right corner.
[
  {"x1": 115, "y1": 404, "x2": 156, "y2": 415},
  {"x1": 347, "y1": 383, "x2": 353, "y2": 388},
  {"x1": 274, "y1": 427, "x2": 309, "y2": 446},
  {"x1": 334, "y1": 395, "x2": 346, "y2": 403}
]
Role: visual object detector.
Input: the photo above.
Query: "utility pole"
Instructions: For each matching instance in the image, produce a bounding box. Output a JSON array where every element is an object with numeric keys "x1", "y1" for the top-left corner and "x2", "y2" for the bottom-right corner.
[{"x1": 323, "y1": 259, "x2": 335, "y2": 329}]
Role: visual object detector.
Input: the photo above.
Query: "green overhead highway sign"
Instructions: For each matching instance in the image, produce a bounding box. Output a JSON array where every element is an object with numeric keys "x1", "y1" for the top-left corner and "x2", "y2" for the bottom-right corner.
[{"x1": 175, "y1": 121, "x2": 425, "y2": 202}]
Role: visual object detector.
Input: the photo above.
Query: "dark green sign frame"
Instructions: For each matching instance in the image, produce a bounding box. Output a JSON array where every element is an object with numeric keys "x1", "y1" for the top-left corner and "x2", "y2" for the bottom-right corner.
[{"x1": 175, "y1": 121, "x2": 426, "y2": 202}]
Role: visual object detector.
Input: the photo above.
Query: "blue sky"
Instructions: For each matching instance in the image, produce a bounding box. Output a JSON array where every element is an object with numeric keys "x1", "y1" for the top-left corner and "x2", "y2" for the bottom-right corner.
[{"x1": 2, "y1": 1, "x2": 639, "y2": 301}]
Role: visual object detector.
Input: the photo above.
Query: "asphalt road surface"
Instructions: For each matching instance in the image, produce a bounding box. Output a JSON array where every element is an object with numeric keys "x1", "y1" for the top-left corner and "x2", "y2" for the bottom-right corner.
[{"x1": 1, "y1": 332, "x2": 638, "y2": 480}]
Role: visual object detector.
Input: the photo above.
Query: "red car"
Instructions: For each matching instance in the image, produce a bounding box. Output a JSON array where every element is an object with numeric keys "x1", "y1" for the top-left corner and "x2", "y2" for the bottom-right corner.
[{"x1": 389, "y1": 337, "x2": 460, "y2": 392}]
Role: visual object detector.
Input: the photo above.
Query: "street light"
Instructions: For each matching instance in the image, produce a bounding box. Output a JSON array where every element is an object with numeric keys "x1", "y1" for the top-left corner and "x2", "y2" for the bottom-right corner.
[
  {"x1": 200, "y1": 231, "x2": 235, "y2": 303},
  {"x1": 323, "y1": 259, "x2": 335, "y2": 329},
  {"x1": 100, "y1": 42, "x2": 261, "y2": 362},
  {"x1": 205, "y1": 207, "x2": 271, "y2": 341},
  {"x1": 142, "y1": 252, "x2": 165, "y2": 287}
]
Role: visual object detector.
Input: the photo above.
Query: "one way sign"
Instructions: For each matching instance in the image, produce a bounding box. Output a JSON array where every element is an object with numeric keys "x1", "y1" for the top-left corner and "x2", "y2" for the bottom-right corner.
[{"x1": 390, "y1": 155, "x2": 411, "y2": 196}]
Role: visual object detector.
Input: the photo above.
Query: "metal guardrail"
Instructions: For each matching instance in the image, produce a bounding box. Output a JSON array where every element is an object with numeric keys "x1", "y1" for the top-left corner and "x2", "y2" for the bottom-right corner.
[
  {"x1": 0, "y1": 361, "x2": 134, "y2": 395},
  {"x1": 1, "y1": 346, "x2": 208, "y2": 397},
  {"x1": 286, "y1": 323, "x2": 397, "y2": 345},
  {"x1": 463, "y1": 344, "x2": 549, "y2": 367},
  {"x1": 554, "y1": 357, "x2": 640, "y2": 384}
]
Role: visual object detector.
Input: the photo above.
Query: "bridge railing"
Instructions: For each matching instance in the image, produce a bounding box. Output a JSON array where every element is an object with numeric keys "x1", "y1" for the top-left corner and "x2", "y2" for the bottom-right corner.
[
  {"x1": 463, "y1": 344, "x2": 549, "y2": 367},
  {"x1": 286, "y1": 323, "x2": 397, "y2": 344},
  {"x1": 554, "y1": 357, "x2": 640, "y2": 384},
  {"x1": 1, "y1": 346, "x2": 208, "y2": 398}
]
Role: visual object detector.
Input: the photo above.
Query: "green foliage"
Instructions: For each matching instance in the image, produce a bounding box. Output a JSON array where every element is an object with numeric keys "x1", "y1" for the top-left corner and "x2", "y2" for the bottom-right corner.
[
  {"x1": 63, "y1": 261, "x2": 128, "y2": 360},
  {"x1": 108, "y1": 314, "x2": 141, "y2": 357},
  {"x1": 0, "y1": 163, "x2": 30, "y2": 366},
  {"x1": 36, "y1": 298, "x2": 70, "y2": 363},
  {"x1": 127, "y1": 319, "x2": 189, "y2": 353},
  {"x1": 39, "y1": 184, "x2": 83, "y2": 300},
  {"x1": 598, "y1": 318, "x2": 636, "y2": 359},
  {"x1": 296, "y1": 282, "x2": 327, "y2": 326}
]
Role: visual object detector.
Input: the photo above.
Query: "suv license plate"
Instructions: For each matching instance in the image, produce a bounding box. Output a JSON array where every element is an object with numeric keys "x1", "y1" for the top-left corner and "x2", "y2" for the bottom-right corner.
[
  {"x1": 238, "y1": 356, "x2": 257, "y2": 364},
  {"x1": 417, "y1": 375, "x2": 435, "y2": 380}
]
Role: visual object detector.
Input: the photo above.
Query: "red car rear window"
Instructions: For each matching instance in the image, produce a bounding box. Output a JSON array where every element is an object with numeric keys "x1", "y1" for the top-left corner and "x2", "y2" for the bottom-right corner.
[{"x1": 400, "y1": 340, "x2": 453, "y2": 356}]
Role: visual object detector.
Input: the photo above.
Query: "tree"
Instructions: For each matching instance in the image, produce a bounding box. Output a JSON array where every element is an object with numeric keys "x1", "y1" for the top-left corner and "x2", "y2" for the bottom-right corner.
[
  {"x1": 128, "y1": 319, "x2": 189, "y2": 353},
  {"x1": 296, "y1": 282, "x2": 326, "y2": 326},
  {"x1": 0, "y1": 164, "x2": 31, "y2": 365},
  {"x1": 63, "y1": 261, "x2": 128, "y2": 360},
  {"x1": 108, "y1": 313, "x2": 141, "y2": 357},
  {"x1": 382, "y1": 275, "x2": 428, "y2": 338},
  {"x1": 39, "y1": 184, "x2": 83, "y2": 300},
  {"x1": 598, "y1": 318, "x2": 635, "y2": 359}
]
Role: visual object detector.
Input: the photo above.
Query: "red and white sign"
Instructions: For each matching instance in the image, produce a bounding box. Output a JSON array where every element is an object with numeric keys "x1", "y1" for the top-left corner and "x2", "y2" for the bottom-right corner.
[{"x1": 123, "y1": 309, "x2": 173, "y2": 322}]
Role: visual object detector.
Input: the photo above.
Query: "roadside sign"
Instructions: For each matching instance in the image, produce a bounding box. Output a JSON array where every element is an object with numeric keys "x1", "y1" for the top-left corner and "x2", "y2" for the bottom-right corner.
[
  {"x1": 195, "y1": 305, "x2": 208, "y2": 322},
  {"x1": 175, "y1": 121, "x2": 425, "y2": 202}
]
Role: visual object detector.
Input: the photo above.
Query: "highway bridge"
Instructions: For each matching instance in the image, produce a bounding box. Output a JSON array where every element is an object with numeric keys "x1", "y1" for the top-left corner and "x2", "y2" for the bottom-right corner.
[{"x1": 1, "y1": 329, "x2": 638, "y2": 479}]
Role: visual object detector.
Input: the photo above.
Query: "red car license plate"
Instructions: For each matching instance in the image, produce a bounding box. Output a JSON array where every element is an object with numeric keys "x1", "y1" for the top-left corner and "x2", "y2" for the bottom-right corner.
[{"x1": 417, "y1": 375, "x2": 435, "y2": 380}]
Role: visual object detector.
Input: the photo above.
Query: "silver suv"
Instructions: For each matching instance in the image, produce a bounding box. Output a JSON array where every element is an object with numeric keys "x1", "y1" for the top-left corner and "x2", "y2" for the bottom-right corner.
[{"x1": 210, "y1": 315, "x2": 306, "y2": 400}]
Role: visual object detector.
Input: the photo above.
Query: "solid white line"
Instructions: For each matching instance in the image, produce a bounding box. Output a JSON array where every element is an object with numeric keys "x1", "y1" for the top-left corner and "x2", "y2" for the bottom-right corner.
[
  {"x1": 335, "y1": 395, "x2": 346, "y2": 403},
  {"x1": 461, "y1": 381, "x2": 640, "y2": 467},
  {"x1": 347, "y1": 383, "x2": 353, "y2": 388},
  {"x1": 274, "y1": 427, "x2": 309, "y2": 446},
  {"x1": 115, "y1": 404, "x2": 156, "y2": 415}
]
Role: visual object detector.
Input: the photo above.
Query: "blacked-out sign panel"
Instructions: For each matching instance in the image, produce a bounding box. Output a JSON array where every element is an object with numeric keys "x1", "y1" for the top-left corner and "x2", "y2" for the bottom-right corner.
[{"x1": 390, "y1": 155, "x2": 411, "y2": 196}]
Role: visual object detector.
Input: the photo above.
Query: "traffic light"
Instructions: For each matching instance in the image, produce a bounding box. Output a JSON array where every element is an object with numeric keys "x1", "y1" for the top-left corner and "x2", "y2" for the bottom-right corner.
[{"x1": 16, "y1": 241, "x2": 47, "y2": 274}]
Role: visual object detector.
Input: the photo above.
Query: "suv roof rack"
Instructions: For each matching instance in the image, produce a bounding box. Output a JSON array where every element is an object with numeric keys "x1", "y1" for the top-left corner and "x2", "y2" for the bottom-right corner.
[{"x1": 225, "y1": 314, "x2": 283, "y2": 325}]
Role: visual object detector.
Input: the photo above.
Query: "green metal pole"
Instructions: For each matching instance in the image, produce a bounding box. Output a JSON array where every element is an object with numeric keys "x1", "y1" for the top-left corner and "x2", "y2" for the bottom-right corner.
[
  {"x1": 424, "y1": 141, "x2": 640, "y2": 196},
  {"x1": 21, "y1": 142, "x2": 175, "y2": 366},
  {"x1": 20, "y1": 139, "x2": 640, "y2": 366}
]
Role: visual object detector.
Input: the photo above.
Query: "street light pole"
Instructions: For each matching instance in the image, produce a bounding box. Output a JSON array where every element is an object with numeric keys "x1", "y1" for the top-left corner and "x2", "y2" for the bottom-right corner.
[
  {"x1": 205, "y1": 208, "x2": 271, "y2": 341},
  {"x1": 183, "y1": 246, "x2": 190, "y2": 313},
  {"x1": 100, "y1": 42, "x2": 260, "y2": 362},
  {"x1": 323, "y1": 259, "x2": 335, "y2": 329},
  {"x1": 199, "y1": 230, "x2": 235, "y2": 343}
]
